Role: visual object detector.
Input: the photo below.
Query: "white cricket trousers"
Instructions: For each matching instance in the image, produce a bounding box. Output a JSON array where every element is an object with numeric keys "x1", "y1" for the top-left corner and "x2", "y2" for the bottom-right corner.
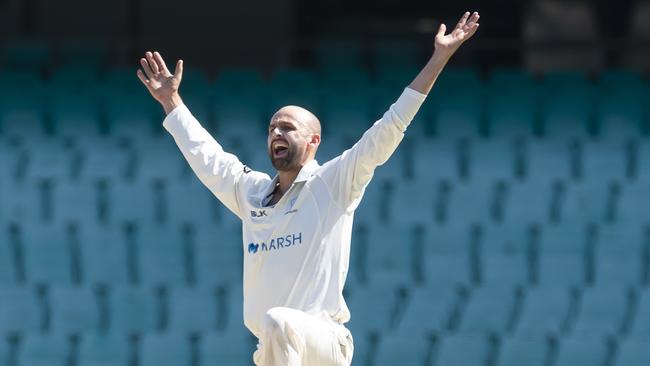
[{"x1": 253, "y1": 307, "x2": 354, "y2": 366}]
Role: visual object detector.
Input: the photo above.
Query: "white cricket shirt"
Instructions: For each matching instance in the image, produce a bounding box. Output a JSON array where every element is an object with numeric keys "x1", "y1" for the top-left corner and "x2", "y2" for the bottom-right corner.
[{"x1": 163, "y1": 87, "x2": 426, "y2": 338}]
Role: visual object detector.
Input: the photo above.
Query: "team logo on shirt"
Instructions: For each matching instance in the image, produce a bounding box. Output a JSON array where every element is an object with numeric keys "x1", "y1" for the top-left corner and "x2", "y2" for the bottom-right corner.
[
  {"x1": 247, "y1": 232, "x2": 303, "y2": 255},
  {"x1": 251, "y1": 210, "x2": 268, "y2": 218}
]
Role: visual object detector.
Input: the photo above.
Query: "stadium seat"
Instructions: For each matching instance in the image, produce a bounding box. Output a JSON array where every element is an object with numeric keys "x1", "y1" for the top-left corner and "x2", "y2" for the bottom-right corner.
[
  {"x1": 320, "y1": 68, "x2": 372, "y2": 95},
  {"x1": 165, "y1": 177, "x2": 225, "y2": 228},
  {"x1": 107, "y1": 285, "x2": 158, "y2": 335},
  {"x1": 541, "y1": 85, "x2": 594, "y2": 139},
  {"x1": 433, "y1": 334, "x2": 492, "y2": 366},
  {"x1": 615, "y1": 338, "x2": 650, "y2": 366},
  {"x1": 346, "y1": 282, "x2": 401, "y2": 340},
  {"x1": 445, "y1": 182, "x2": 497, "y2": 226},
  {"x1": 458, "y1": 285, "x2": 519, "y2": 335},
  {"x1": 50, "y1": 92, "x2": 102, "y2": 140},
  {"x1": 371, "y1": 39, "x2": 423, "y2": 73},
  {"x1": 536, "y1": 223, "x2": 591, "y2": 287},
  {"x1": 51, "y1": 180, "x2": 98, "y2": 226},
  {"x1": 629, "y1": 288, "x2": 650, "y2": 338},
  {"x1": 486, "y1": 87, "x2": 539, "y2": 139},
  {"x1": 199, "y1": 331, "x2": 254, "y2": 366},
  {"x1": 524, "y1": 139, "x2": 572, "y2": 182},
  {"x1": 49, "y1": 285, "x2": 100, "y2": 335},
  {"x1": 579, "y1": 140, "x2": 628, "y2": 182},
  {"x1": 387, "y1": 181, "x2": 436, "y2": 226},
  {"x1": 423, "y1": 224, "x2": 475, "y2": 286},
  {"x1": 617, "y1": 182, "x2": 650, "y2": 225},
  {"x1": 364, "y1": 224, "x2": 418, "y2": 286},
  {"x1": 132, "y1": 137, "x2": 187, "y2": 181},
  {"x1": 559, "y1": 181, "x2": 615, "y2": 224},
  {"x1": 554, "y1": 335, "x2": 611, "y2": 366},
  {"x1": 395, "y1": 282, "x2": 460, "y2": 336},
  {"x1": 24, "y1": 139, "x2": 75, "y2": 182},
  {"x1": 478, "y1": 224, "x2": 530, "y2": 285},
  {"x1": 0, "y1": 337, "x2": 7, "y2": 366},
  {"x1": 515, "y1": 286, "x2": 573, "y2": 337},
  {"x1": 107, "y1": 180, "x2": 158, "y2": 227},
  {"x1": 593, "y1": 224, "x2": 646, "y2": 286},
  {"x1": 467, "y1": 139, "x2": 518, "y2": 183},
  {"x1": 222, "y1": 283, "x2": 248, "y2": 336},
  {"x1": 496, "y1": 335, "x2": 549, "y2": 366},
  {"x1": 18, "y1": 333, "x2": 69, "y2": 366},
  {"x1": 571, "y1": 286, "x2": 630, "y2": 337},
  {"x1": 20, "y1": 223, "x2": 74, "y2": 285},
  {"x1": 77, "y1": 223, "x2": 130, "y2": 286},
  {"x1": 105, "y1": 91, "x2": 158, "y2": 140},
  {"x1": 76, "y1": 138, "x2": 130, "y2": 181},
  {"x1": 2, "y1": 174, "x2": 49, "y2": 226},
  {"x1": 214, "y1": 68, "x2": 265, "y2": 90},
  {"x1": 426, "y1": 92, "x2": 482, "y2": 139},
  {"x1": 411, "y1": 138, "x2": 460, "y2": 183},
  {"x1": 0, "y1": 232, "x2": 16, "y2": 284},
  {"x1": 321, "y1": 92, "x2": 374, "y2": 141},
  {"x1": 134, "y1": 224, "x2": 187, "y2": 287},
  {"x1": 191, "y1": 224, "x2": 242, "y2": 288},
  {"x1": 1, "y1": 40, "x2": 50, "y2": 71},
  {"x1": 139, "y1": 332, "x2": 191, "y2": 366},
  {"x1": 0, "y1": 285, "x2": 41, "y2": 334},
  {"x1": 167, "y1": 285, "x2": 219, "y2": 334},
  {"x1": 0, "y1": 91, "x2": 47, "y2": 142},
  {"x1": 502, "y1": 181, "x2": 556, "y2": 226},
  {"x1": 373, "y1": 331, "x2": 432, "y2": 366},
  {"x1": 596, "y1": 91, "x2": 644, "y2": 140},
  {"x1": 49, "y1": 67, "x2": 99, "y2": 94},
  {"x1": 634, "y1": 140, "x2": 650, "y2": 183},
  {"x1": 78, "y1": 331, "x2": 130, "y2": 366}
]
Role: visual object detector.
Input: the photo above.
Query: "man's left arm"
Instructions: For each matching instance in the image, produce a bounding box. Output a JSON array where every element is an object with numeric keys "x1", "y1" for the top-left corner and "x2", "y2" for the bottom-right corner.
[{"x1": 318, "y1": 11, "x2": 480, "y2": 211}]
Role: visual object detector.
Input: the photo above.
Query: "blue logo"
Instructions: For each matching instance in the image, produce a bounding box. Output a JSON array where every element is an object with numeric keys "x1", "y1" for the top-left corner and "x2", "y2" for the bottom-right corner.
[{"x1": 247, "y1": 233, "x2": 303, "y2": 255}]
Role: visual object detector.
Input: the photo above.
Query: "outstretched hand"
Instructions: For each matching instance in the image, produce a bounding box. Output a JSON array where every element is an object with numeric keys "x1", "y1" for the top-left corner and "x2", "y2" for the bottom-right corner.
[
  {"x1": 434, "y1": 11, "x2": 480, "y2": 55},
  {"x1": 137, "y1": 51, "x2": 184, "y2": 114}
]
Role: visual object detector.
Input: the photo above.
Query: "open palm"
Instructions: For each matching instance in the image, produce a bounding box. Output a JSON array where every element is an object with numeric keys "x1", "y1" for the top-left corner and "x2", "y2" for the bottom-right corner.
[
  {"x1": 137, "y1": 51, "x2": 184, "y2": 104},
  {"x1": 435, "y1": 12, "x2": 480, "y2": 52}
]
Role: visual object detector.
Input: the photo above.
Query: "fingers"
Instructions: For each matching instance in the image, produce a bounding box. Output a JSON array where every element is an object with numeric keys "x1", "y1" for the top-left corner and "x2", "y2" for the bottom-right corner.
[
  {"x1": 456, "y1": 11, "x2": 470, "y2": 28},
  {"x1": 145, "y1": 52, "x2": 160, "y2": 74},
  {"x1": 467, "y1": 12, "x2": 480, "y2": 27},
  {"x1": 140, "y1": 57, "x2": 155, "y2": 79},
  {"x1": 437, "y1": 23, "x2": 447, "y2": 38},
  {"x1": 174, "y1": 59, "x2": 184, "y2": 81},
  {"x1": 136, "y1": 69, "x2": 151, "y2": 89},
  {"x1": 153, "y1": 51, "x2": 171, "y2": 76}
]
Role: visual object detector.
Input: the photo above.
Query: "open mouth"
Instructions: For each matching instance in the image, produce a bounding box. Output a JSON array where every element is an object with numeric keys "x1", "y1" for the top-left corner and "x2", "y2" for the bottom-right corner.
[{"x1": 272, "y1": 142, "x2": 289, "y2": 158}]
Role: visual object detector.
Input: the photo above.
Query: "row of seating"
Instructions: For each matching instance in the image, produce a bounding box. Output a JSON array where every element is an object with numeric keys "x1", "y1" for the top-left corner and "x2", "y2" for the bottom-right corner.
[{"x1": 1, "y1": 220, "x2": 648, "y2": 288}]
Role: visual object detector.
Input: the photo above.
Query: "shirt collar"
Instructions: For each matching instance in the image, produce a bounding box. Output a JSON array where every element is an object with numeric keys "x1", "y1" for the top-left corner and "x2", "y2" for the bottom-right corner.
[{"x1": 256, "y1": 160, "x2": 320, "y2": 206}]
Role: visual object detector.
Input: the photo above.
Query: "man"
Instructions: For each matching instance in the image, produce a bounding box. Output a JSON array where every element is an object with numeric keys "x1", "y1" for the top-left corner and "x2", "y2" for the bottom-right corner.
[{"x1": 137, "y1": 11, "x2": 479, "y2": 366}]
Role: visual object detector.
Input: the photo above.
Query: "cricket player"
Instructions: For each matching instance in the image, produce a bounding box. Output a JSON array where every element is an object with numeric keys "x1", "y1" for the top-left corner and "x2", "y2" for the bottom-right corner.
[{"x1": 136, "y1": 11, "x2": 479, "y2": 366}]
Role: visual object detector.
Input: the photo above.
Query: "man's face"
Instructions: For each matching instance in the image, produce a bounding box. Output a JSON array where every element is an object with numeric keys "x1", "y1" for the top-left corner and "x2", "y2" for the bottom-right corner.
[{"x1": 267, "y1": 114, "x2": 310, "y2": 172}]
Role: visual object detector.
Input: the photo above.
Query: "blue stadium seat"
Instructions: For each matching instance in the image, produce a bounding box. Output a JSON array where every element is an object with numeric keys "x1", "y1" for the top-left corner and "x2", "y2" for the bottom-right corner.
[
  {"x1": 537, "y1": 223, "x2": 590, "y2": 287},
  {"x1": 560, "y1": 182, "x2": 613, "y2": 224},
  {"x1": 596, "y1": 91, "x2": 644, "y2": 139},
  {"x1": 0, "y1": 285, "x2": 40, "y2": 334},
  {"x1": 580, "y1": 140, "x2": 627, "y2": 182},
  {"x1": 321, "y1": 92, "x2": 374, "y2": 141},
  {"x1": 615, "y1": 338, "x2": 650, "y2": 366},
  {"x1": 423, "y1": 224, "x2": 475, "y2": 286},
  {"x1": 21, "y1": 223, "x2": 73, "y2": 285},
  {"x1": 593, "y1": 224, "x2": 646, "y2": 286},
  {"x1": 50, "y1": 93, "x2": 101, "y2": 140},
  {"x1": 77, "y1": 138, "x2": 130, "y2": 181},
  {"x1": 446, "y1": 183, "x2": 496, "y2": 226},
  {"x1": 223, "y1": 283, "x2": 248, "y2": 336},
  {"x1": 135, "y1": 224, "x2": 186, "y2": 287},
  {"x1": 24, "y1": 139, "x2": 75, "y2": 182},
  {"x1": 467, "y1": 139, "x2": 518, "y2": 183},
  {"x1": 630, "y1": 288, "x2": 650, "y2": 338},
  {"x1": 107, "y1": 285, "x2": 158, "y2": 335},
  {"x1": 165, "y1": 177, "x2": 224, "y2": 228},
  {"x1": 541, "y1": 85, "x2": 594, "y2": 139},
  {"x1": 364, "y1": 224, "x2": 418, "y2": 286},
  {"x1": 78, "y1": 224, "x2": 129, "y2": 286},
  {"x1": 374, "y1": 331, "x2": 432, "y2": 366},
  {"x1": 18, "y1": 333, "x2": 68, "y2": 366},
  {"x1": 0, "y1": 233, "x2": 16, "y2": 284},
  {"x1": 78, "y1": 331, "x2": 130, "y2": 366},
  {"x1": 346, "y1": 283, "x2": 400, "y2": 340},
  {"x1": 571, "y1": 286, "x2": 630, "y2": 337},
  {"x1": 139, "y1": 333, "x2": 191, "y2": 366},
  {"x1": 320, "y1": 68, "x2": 371, "y2": 95},
  {"x1": 0, "y1": 337, "x2": 7, "y2": 366},
  {"x1": 354, "y1": 179, "x2": 390, "y2": 228},
  {"x1": 51, "y1": 180, "x2": 98, "y2": 227},
  {"x1": 478, "y1": 225, "x2": 530, "y2": 286},
  {"x1": 192, "y1": 224, "x2": 242, "y2": 288},
  {"x1": 515, "y1": 286, "x2": 572, "y2": 337},
  {"x1": 554, "y1": 335, "x2": 610, "y2": 366},
  {"x1": 524, "y1": 139, "x2": 572, "y2": 182},
  {"x1": 427, "y1": 92, "x2": 482, "y2": 139},
  {"x1": 486, "y1": 87, "x2": 538, "y2": 139},
  {"x1": 502, "y1": 181, "x2": 554, "y2": 226},
  {"x1": 0, "y1": 173, "x2": 45, "y2": 226},
  {"x1": 108, "y1": 180, "x2": 158, "y2": 226},
  {"x1": 0, "y1": 91, "x2": 46, "y2": 141},
  {"x1": 199, "y1": 331, "x2": 254, "y2": 366},
  {"x1": 434, "y1": 334, "x2": 491, "y2": 366},
  {"x1": 618, "y1": 183, "x2": 650, "y2": 225},
  {"x1": 49, "y1": 67, "x2": 99, "y2": 94},
  {"x1": 395, "y1": 282, "x2": 459, "y2": 336},
  {"x1": 132, "y1": 137, "x2": 189, "y2": 182},
  {"x1": 496, "y1": 335, "x2": 549, "y2": 366},
  {"x1": 212, "y1": 91, "x2": 266, "y2": 142},
  {"x1": 411, "y1": 139, "x2": 460, "y2": 183},
  {"x1": 49, "y1": 285, "x2": 100, "y2": 335},
  {"x1": 387, "y1": 181, "x2": 436, "y2": 226},
  {"x1": 458, "y1": 285, "x2": 518, "y2": 335},
  {"x1": 105, "y1": 91, "x2": 158, "y2": 140},
  {"x1": 167, "y1": 285, "x2": 219, "y2": 334}
]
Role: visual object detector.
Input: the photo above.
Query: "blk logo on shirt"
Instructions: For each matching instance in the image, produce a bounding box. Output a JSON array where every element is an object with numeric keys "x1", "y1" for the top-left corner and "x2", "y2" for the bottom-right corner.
[
  {"x1": 251, "y1": 210, "x2": 267, "y2": 218},
  {"x1": 247, "y1": 233, "x2": 303, "y2": 254}
]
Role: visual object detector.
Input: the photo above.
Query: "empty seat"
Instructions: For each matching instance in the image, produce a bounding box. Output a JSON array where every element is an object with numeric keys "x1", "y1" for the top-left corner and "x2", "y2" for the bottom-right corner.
[
  {"x1": 412, "y1": 139, "x2": 460, "y2": 183},
  {"x1": 467, "y1": 139, "x2": 518, "y2": 183},
  {"x1": 165, "y1": 177, "x2": 223, "y2": 228},
  {"x1": 24, "y1": 139, "x2": 75, "y2": 181},
  {"x1": 434, "y1": 334, "x2": 491, "y2": 366},
  {"x1": 108, "y1": 180, "x2": 158, "y2": 227},
  {"x1": 107, "y1": 285, "x2": 158, "y2": 335},
  {"x1": 629, "y1": 288, "x2": 650, "y2": 338},
  {"x1": 478, "y1": 224, "x2": 530, "y2": 285},
  {"x1": 0, "y1": 92, "x2": 46, "y2": 141},
  {"x1": 50, "y1": 93, "x2": 102, "y2": 140},
  {"x1": 20, "y1": 223, "x2": 73, "y2": 285},
  {"x1": 0, "y1": 285, "x2": 40, "y2": 334},
  {"x1": 199, "y1": 331, "x2": 254, "y2": 366},
  {"x1": 634, "y1": 140, "x2": 650, "y2": 183},
  {"x1": 515, "y1": 285, "x2": 572, "y2": 337},
  {"x1": 396, "y1": 282, "x2": 459, "y2": 336},
  {"x1": 132, "y1": 137, "x2": 186, "y2": 181},
  {"x1": 0, "y1": 234, "x2": 16, "y2": 284},
  {"x1": 571, "y1": 286, "x2": 630, "y2": 337},
  {"x1": 427, "y1": 92, "x2": 482, "y2": 139},
  {"x1": 541, "y1": 87, "x2": 594, "y2": 139},
  {"x1": 321, "y1": 92, "x2": 374, "y2": 141},
  {"x1": 580, "y1": 140, "x2": 627, "y2": 182},
  {"x1": 374, "y1": 331, "x2": 432, "y2": 366},
  {"x1": 593, "y1": 224, "x2": 646, "y2": 286},
  {"x1": 554, "y1": 335, "x2": 610, "y2": 366},
  {"x1": 105, "y1": 91, "x2": 157, "y2": 140},
  {"x1": 502, "y1": 181, "x2": 556, "y2": 226},
  {"x1": 486, "y1": 87, "x2": 538, "y2": 139},
  {"x1": 51, "y1": 180, "x2": 98, "y2": 226},
  {"x1": 560, "y1": 181, "x2": 614, "y2": 224},
  {"x1": 364, "y1": 224, "x2": 418, "y2": 285},
  {"x1": 537, "y1": 223, "x2": 590, "y2": 287},
  {"x1": 77, "y1": 138, "x2": 130, "y2": 181},
  {"x1": 446, "y1": 183, "x2": 497, "y2": 226},
  {"x1": 18, "y1": 333, "x2": 68, "y2": 366},
  {"x1": 191, "y1": 224, "x2": 242, "y2": 287},
  {"x1": 387, "y1": 180, "x2": 436, "y2": 226},
  {"x1": 525, "y1": 139, "x2": 572, "y2": 182},
  {"x1": 596, "y1": 91, "x2": 644, "y2": 139},
  {"x1": 78, "y1": 223, "x2": 129, "y2": 286},
  {"x1": 617, "y1": 182, "x2": 650, "y2": 225},
  {"x1": 222, "y1": 283, "x2": 248, "y2": 336},
  {"x1": 139, "y1": 333, "x2": 191, "y2": 366},
  {"x1": 0, "y1": 178, "x2": 43, "y2": 225},
  {"x1": 496, "y1": 335, "x2": 549, "y2": 366},
  {"x1": 423, "y1": 224, "x2": 475, "y2": 286},
  {"x1": 135, "y1": 224, "x2": 187, "y2": 287},
  {"x1": 615, "y1": 338, "x2": 650, "y2": 366},
  {"x1": 78, "y1": 331, "x2": 130, "y2": 366},
  {"x1": 49, "y1": 285, "x2": 100, "y2": 335},
  {"x1": 167, "y1": 285, "x2": 219, "y2": 334},
  {"x1": 458, "y1": 285, "x2": 518, "y2": 335},
  {"x1": 346, "y1": 283, "x2": 400, "y2": 340},
  {"x1": 212, "y1": 91, "x2": 266, "y2": 142}
]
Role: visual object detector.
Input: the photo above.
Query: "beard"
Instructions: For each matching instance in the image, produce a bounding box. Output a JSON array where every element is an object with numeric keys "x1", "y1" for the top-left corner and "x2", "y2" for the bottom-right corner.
[{"x1": 270, "y1": 144, "x2": 303, "y2": 171}]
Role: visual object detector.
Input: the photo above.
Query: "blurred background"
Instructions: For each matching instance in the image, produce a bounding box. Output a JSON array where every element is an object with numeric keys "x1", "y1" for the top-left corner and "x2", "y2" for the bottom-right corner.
[{"x1": 1, "y1": 0, "x2": 650, "y2": 365}]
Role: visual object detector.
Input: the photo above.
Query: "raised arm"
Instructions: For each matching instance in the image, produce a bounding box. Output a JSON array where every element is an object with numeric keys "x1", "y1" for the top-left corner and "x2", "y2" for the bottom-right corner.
[
  {"x1": 137, "y1": 51, "x2": 185, "y2": 115},
  {"x1": 318, "y1": 12, "x2": 480, "y2": 211}
]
